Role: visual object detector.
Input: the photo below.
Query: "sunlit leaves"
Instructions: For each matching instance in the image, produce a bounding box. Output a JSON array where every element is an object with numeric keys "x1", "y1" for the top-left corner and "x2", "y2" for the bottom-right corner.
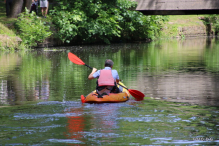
[
  {"x1": 201, "y1": 15, "x2": 219, "y2": 34},
  {"x1": 15, "y1": 8, "x2": 52, "y2": 47},
  {"x1": 51, "y1": 0, "x2": 168, "y2": 44}
]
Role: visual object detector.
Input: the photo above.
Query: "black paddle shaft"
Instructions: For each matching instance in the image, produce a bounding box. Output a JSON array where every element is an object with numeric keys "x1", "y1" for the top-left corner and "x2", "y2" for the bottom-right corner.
[{"x1": 85, "y1": 64, "x2": 93, "y2": 69}]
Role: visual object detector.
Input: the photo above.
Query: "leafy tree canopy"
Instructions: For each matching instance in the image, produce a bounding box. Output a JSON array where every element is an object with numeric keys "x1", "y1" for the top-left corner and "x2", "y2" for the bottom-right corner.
[{"x1": 50, "y1": 0, "x2": 168, "y2": 44}]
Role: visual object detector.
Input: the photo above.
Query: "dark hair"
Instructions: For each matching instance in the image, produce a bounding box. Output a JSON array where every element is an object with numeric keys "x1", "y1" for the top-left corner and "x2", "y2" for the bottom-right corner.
[{"x1": 105, "y1": 59, "x2": 114, "y2": 67}]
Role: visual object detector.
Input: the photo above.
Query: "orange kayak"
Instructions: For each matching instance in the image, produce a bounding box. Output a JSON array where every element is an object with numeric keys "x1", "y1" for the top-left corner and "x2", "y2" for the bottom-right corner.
[{"x1": 81, "y1": 82, "x2": 130, "y2": 103}]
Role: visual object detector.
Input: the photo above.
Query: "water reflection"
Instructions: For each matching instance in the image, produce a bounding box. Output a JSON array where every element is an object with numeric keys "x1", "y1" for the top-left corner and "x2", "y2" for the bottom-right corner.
[
  {"x1": 35, "y1": 79, "x2": 50, "y2": 101},
  {"x1": 64, "y1": 103, "x2": 123, "y2": 145},
  {"x1": 141, "y1": 73, "x2": 219, "y2": 106},
  {"x1": 1, "y1": 37, "x2": 219, "y2": 145},
  {"x1": 0, "y1": 37, "x2": 219, "y2": 106},
  {"x1": 133, "y1": 37, "x2": 219, "y2": 106},
  {"x1": 65, "y1": 107, "x2": 85, "y2": 145},
  {"x1": 0, "y1": 52, "x2": 52, "y2": 105}
]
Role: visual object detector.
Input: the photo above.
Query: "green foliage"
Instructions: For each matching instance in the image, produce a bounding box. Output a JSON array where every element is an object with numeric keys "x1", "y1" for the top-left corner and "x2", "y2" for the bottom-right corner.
[
  {"x1": 209, "y1": 15, "x2": 219, "y2": 34},
  {"x1": 0, "y1": 23, "x2": 16, "y2": 37},
  {"x1": 15, "y1": 9, "x2": 52, "y2": 47},
  {"x1": 202, "y1": 15, "x2": 219, "y2": 34},
  {"x1": 50, "y1": 0, "x2": 168, "y2": 44},
  {"x1": 0, "y1": 22, "x2": 21, "y2": 50}
]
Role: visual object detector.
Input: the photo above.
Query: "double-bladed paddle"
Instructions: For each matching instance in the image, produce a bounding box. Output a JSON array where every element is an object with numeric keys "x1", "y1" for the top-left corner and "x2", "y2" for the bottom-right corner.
[{"x1": 68, "y1": 52, "x2": 145, "y2": 101}]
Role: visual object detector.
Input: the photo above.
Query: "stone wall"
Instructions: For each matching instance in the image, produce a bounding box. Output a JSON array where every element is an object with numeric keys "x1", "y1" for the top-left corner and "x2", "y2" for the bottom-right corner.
[{"x1": 179, "y1": 25, "x2": 207, "y2": 37}]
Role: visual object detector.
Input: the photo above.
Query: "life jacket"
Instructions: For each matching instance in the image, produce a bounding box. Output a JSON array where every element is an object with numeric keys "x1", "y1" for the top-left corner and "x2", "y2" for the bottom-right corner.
[{"x1": 97, "y1": 70, "x2": 115, "y2": 86}]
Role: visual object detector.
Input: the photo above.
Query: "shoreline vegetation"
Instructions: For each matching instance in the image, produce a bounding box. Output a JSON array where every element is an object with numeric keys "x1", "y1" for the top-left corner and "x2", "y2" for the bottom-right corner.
[{"x1": 0, "y1": 1, "x2": 218, "y2": 50}]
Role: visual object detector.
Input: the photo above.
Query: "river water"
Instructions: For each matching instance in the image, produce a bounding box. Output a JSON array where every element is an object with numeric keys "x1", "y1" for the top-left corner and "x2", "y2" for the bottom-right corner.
[{"x1": 0, "y1": 37, "x2": 219, "y2": 145}]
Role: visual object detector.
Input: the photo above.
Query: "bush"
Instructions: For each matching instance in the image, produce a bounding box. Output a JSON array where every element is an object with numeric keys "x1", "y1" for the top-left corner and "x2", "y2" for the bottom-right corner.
[
  {"x1": 202, "y1": 15, "x2": 219, "y2": 35},
  {"x1": 15, "y1": 8, "x2": 52, "y2": 47},
  {"x1": 0, "y1": 23, "x2": 19, "y2": 50},
  {"x1": 50, "y1": 0, "x2": 168, "y2": 44}
]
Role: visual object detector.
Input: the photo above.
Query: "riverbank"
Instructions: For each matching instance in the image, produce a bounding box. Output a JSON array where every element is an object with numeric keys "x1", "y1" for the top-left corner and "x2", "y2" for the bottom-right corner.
[
  {"x1": 0, "y1": 0, "x2": 214, "y2": 49},
  {"x1": 161, "y1": 15, "x2": 207, "y2": 38},
  {"x1": 0, "y1": 15, "x2": 209, "y2": 49},
  {"x1": 0, "y1": 23, "x2": 24, "y2": 50},
  {"x1": 0, "y1": 2, "x2": 22, "y2": 50}
]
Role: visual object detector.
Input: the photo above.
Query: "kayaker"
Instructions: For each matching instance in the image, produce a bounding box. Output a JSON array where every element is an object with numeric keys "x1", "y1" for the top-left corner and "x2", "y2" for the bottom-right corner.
[{"x1": 88, "y1": 59, "x2": 121, "y2": 97}]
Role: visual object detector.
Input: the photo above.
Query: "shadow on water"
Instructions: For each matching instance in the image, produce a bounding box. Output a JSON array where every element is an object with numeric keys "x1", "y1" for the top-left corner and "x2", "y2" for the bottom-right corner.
[{"x1": 0, "y1": 37, "x2": 219, "y2": 145}]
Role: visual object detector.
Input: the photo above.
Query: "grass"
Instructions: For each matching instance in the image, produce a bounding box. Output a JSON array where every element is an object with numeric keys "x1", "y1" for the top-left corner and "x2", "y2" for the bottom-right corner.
[
  {"x1": 0, "y1": 1, "x2": 209, "y2": 47},
  {"x1": 0, "y1": 1, "x2": 52, "y2": 24},
  {"x1": 167, "y1": 15, "x2": 205, "y2": 26},
  {"x1": 0, "y1": 2, "x2": 20, "y2": 50},
  {"x1": 0, "y1": 23, "x2": 19, "y2": 49},
  {"x1": 0, "y1": 22, "x2": 16, "y2": 36},
  {"x1": 0, "y1": 2, "x2": 53, "y2": 50},
  {"x1": 0, "y1": 2, "x2": 16, "y2": 24},
  {"x1": 161, "y1": 15, "x2": 207, "y2": 38}
]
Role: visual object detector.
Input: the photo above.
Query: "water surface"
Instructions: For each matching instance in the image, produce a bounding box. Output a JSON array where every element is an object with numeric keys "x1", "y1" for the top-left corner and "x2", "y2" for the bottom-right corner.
[{"x1": 0, "y1": 37, "x2": 219, "y2": 145}]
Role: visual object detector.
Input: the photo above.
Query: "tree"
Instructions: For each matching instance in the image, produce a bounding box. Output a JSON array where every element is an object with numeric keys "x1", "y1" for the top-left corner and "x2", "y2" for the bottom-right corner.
[
  {"x1": 8, "y1": 0, "x2": 32, "y2": 18},
  {"x1": 50, "y1": 0, "x2": 168, "y2": 44},
  {"x1": 22, "y1": 0, "x2": 33, "y2": 13}
]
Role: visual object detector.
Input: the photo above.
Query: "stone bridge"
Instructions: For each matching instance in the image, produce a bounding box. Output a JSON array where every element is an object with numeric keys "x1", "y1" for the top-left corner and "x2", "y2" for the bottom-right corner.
[{"x1": 135, "y1": 0, "x2": 219, "y2": 15}]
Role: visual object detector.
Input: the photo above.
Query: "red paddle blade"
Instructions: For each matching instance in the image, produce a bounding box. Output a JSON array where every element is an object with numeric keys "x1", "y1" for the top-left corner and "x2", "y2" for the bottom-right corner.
[
  {"x1": 128, "y1": 89, "x2": 145, "y2": 101},
  {"x1": 68, "y1": 52, "x2": 85, "y2": 65}
]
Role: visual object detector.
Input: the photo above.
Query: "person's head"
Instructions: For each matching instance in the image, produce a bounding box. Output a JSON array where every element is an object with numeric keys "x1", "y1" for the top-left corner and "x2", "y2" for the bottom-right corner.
[{"x1": 105, "y1": 59, "x2": 114, "y2": 68}]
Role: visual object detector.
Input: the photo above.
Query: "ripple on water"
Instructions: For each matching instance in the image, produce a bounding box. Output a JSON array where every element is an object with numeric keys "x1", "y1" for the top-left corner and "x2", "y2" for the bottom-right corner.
[
  {"x1": 14, "y1": 112, "x2": 83, "y2": 119},
  {"x1": 48, "y1": 139, "x2": 84, "y2": 144},
  {"x1": 37, "y1": 101, "x2": 81, "y2": 106},
  {"x1": 118, "y1": 114, "x2": 182, "y2": 123},
  {"x1": 153, "y1": 139, "x2": 214, "y2": 144}
]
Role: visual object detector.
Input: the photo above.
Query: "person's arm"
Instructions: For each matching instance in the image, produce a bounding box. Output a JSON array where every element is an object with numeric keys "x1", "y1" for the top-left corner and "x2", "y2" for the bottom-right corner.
[
  {"x1": 114, "y1": 70, "x2": 120, "y2": 83},
  {"x1": 88, "y1": 68, "x2": 97, "y2": 80}
]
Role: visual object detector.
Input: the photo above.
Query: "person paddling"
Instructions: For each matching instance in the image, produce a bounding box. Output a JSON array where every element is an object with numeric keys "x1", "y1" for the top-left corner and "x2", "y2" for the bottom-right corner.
[{"x1": 88, "y1": 59, "x2": 121, "y2": 97}]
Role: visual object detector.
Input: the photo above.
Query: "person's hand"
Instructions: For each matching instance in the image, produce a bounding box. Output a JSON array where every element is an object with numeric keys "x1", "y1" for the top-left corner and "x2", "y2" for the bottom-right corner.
[
  {"x1": 88, "y1": 67, "x2": 98, "y2": 80},
  {"x1": 4, "y1": 0, "x2": 6, "y2": 3},
  {"x1": 92, "y1": 68, "x2": 97, "y2": 73}
]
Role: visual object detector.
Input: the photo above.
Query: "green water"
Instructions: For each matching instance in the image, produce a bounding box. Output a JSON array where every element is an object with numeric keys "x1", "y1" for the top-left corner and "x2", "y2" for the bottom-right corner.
[{"x1": 0, "y1": 37, "x2": 219, "y2": 145}]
